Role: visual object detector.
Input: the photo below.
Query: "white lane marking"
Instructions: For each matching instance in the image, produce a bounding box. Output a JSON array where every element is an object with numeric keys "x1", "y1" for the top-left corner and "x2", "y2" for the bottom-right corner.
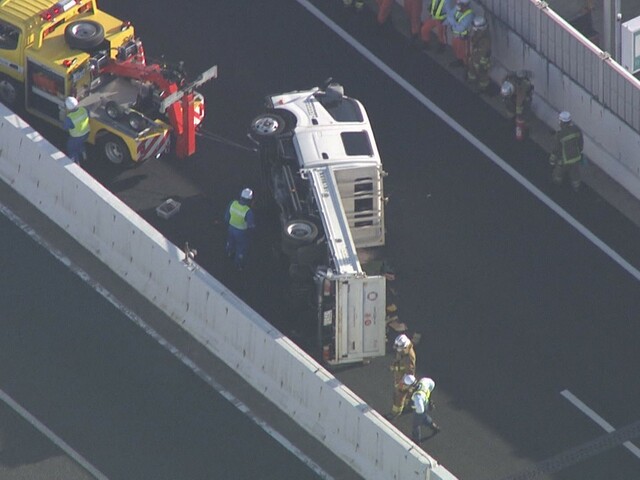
[
  {"x1": 561, "y1": 389, "x2": 640, "y2": 459},
  {"x1": 0, "y1": 202, "x2": 335, "y2": 480},
  {"x1": 296, "y1": 0, "x2": 640, "y2": 283},
  {"x1": 0, "y1": 388, "x2": 109, "y2": 480}
]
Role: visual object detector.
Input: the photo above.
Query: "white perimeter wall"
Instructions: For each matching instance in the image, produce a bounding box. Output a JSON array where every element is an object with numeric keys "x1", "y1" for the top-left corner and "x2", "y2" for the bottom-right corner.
[
  {"x1": 0, "y1": 105, "x2": 458, "y2": 480},
  {"x1": 488, "y1": 20, "x2": 640, "y2": 200}
]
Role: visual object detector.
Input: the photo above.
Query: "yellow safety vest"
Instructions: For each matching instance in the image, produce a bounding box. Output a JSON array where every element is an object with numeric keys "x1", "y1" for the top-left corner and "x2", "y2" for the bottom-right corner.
[
  {"x1": 453, "y1": 9, "x2": 473, "y2": 36},
  {"x1": 67, "y1": 107, "x2": 90, "y2": 138},
  {"x1": 228, "y1": 200, "x2": 250, "y2": 230},
  {"x1": 430, "y1": 0, "x2": 447, "y2": 20}
]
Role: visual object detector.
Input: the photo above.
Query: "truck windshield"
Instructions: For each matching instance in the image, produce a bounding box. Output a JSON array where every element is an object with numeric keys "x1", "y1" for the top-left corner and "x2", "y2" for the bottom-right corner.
[{"x1": 0, "y1": 21, "x2": 20, "y2": 50}]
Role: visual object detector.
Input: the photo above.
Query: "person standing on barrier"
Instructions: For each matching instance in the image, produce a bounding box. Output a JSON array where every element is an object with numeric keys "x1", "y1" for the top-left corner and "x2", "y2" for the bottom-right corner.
[
  {"x1": 420, "y1": 0, "x2": 453, "y2": 53},
  {"x1": 549, "y1": 111, "x2": 584, "y2": 192},
  {"x1": 444, "y1": 0, "x2": 474, "y2": 68},
  {"x1": 63, "y1": 96, "x2": 90, "y2": 165},
  {"x1": 388, "y1": 334, "x2": 416, "y2": 419},
  {"x1": 466, "y1": 16, "x2": 491, "y2": 93},
  {"x1": 225, "y1": 188, "x2": 256, "y2": 271},
  {"x1": 411, "y1": 377, "x2": 440, "y2": 442}
]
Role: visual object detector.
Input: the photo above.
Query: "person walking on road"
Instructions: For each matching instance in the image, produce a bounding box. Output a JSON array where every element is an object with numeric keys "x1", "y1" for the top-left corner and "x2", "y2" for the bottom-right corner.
[
  {"x1": 444, "y1": 0, "x2": 475, "y2": 68},
  {"x1": 225, "y1": 188, "x2": 256, "y2": 271},
  {"x1": 549, "y1": 111, "x2": 584, "y2": 192},
  {"x1": 388, "y1": 334, "x2": 416, "y2": 419},
  {"x1": 63, "y1": 96, "x2": 90, "y2": 165},
  {"x1": 466, "y1": 16, "x2": 491, "y2": 92},
  {"x1": 411, "y1": 377, "x2": 440, "y2": 442},
  {"x1": 420, "y1": 0, "x2": 452, "y2": 53}
]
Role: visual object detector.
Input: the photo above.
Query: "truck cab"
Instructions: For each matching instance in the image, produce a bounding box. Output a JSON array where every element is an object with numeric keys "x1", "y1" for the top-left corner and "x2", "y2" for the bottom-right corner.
[{"x1": 250, "y1": 82, "x2": 387, "y2": 366}]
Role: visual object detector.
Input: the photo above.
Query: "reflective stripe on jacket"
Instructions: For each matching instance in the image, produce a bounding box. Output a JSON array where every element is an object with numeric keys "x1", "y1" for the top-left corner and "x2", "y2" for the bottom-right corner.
[
  {"x1": 228, "y1": 200, "x2": 250, "y2": 230},
  {"x1": 429, "y1": 0, "x2": 448, "y2": 20},
  {"x1": 412, "y1": 388, "x2": 432, "y2": 414},
  {"x1": 67, "y1": 107, "x2": 90, "y2": 138},
  {"x1": 557, "y1": 125, "x2": 583, "y2": 165},
  {"x1": 450, "y1": 8, "x2": 473, "y2": 36}
]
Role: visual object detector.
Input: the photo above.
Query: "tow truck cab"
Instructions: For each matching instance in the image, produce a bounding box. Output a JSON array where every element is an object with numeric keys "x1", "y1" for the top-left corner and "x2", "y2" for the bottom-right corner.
[
  {"x1": 250, "y1": 83, "x2": 388, "y2": 366},
  {"x1": 0, "y1": 0, "x2": 182, "y2": 165}
]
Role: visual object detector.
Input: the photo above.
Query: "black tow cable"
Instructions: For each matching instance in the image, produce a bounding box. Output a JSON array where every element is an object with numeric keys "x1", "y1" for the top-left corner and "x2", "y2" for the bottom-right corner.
[{"x1": 196, "y1": 128, "x2": 258, "y2": 153}]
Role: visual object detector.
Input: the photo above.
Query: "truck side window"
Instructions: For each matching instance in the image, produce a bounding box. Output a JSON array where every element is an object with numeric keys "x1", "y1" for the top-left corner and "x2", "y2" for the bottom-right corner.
[{"x1": 0, "y1": 21, "x2": 20, "y2": 51}]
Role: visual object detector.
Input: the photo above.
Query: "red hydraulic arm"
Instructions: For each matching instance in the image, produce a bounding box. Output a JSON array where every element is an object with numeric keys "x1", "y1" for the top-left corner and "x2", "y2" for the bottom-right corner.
[{"x1": 101, "y1": 56, "x2": 217, "y2": 158}]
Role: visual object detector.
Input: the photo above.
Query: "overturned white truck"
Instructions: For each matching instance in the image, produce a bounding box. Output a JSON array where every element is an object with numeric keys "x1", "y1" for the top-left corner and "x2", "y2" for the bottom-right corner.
[{"x1": 249, "y1": 82, "x2": 387, "y2": 366}]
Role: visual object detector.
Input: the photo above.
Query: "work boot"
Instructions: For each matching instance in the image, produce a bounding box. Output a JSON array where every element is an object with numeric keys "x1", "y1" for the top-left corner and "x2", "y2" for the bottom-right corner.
[{"x1": 431, "y1": 422, "x2": 441, "y2": 433}]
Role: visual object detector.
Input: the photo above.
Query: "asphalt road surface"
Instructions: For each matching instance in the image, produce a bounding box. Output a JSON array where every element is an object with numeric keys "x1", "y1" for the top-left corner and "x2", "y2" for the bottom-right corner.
[
  {"x1": 5, "y1": 0, "x2": 640, "y2": 479},
  {"x1": 0, "y1": 207, "x2": 333, "y2": 479}
]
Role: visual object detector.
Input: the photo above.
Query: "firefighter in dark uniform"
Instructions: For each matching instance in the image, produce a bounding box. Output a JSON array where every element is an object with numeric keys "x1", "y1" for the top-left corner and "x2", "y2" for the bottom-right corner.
[
  {"x1": 467, "y1": 16, "x2": 491, "y2": 92},
  {"x1": 550, "y1": 111, "x2": 584, "y2": 192}
]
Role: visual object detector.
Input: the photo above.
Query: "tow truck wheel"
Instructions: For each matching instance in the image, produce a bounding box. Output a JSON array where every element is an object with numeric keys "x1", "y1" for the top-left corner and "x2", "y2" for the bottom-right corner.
[
  {"x1": 127, "y1": 112, "x2": 145, "y2": 132},
  {"x1": 98, "y1": 134, "x2": 132, "y2": 167},
  {"x1": 282, "y1": 219, "x2": 319, "y2": 252},
  {"x1": 0, "y1": 76, "x2": 19, "y2": 107},
  {"x1": 64, "y1": 20, "x2": 105, "y2": 50},
  {"x1": 105, "y1": 101, "x2": 123, "y2": 120},
  {"x1": 250, "y1": 112, "x2": 286, "y2": 142}
]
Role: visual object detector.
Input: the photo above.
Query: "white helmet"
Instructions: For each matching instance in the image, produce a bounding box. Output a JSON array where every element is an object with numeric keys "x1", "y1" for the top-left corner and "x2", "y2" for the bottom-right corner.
[
  {"x1": 559, "y1": 111, "x2": 571, "y2": 123},
  {"x1": 473, "y1": 16, "x2": 487, "y2": 30},
  {"x1": 240, "y1": 188, "x2": 253, "y2": 200},
  {"x1": 65, "y1": 96, "x2": 79, "y2": 110},
  {"x1": 416, "y1": 377, "x2": 435, "y2": 392},
  {"x1": 403, "y1": 374, "x2": 416, "y2": 386},
  {"x1": 394, "y1": 334, "x2": 411, "y2": 351},
  {"x1": 500, "y1": 81, "x2": 514, "y2": 97}
]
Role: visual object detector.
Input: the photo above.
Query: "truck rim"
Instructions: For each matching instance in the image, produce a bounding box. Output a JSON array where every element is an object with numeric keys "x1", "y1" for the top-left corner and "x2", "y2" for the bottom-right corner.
[
  {"x1": 104, "y1": 140, "x2": 125, "y2": 164},
  {"x1": 252, "y1": 115, "x2": 280, "y2": 136},
  {"x1": 69, "y1": 22, "x2": 100, "y2": 40}
]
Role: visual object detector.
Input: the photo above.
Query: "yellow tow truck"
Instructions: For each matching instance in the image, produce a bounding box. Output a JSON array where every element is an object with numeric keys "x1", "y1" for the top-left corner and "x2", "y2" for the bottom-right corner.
[{"x1": 0, "y1": 0, "x2": 215, "y2": 165}]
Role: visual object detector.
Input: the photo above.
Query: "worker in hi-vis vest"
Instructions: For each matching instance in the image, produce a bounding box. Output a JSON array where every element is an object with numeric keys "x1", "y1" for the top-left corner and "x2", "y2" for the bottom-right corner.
[
  {"x1": 225, "y1": 188, "x2": 256, "y2": 271},
  {"x1": 63, "y1": 96, "x2": 90, "y2": 164}
]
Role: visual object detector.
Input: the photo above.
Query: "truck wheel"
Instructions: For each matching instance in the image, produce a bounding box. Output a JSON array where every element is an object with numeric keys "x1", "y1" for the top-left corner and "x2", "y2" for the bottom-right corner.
[
  {"x1": 105, "y1": 101, "x2": 123, "y2": 120},
  {"x1": 282, "y1": 219, "x2": 319, "y2": 250},
  {"x1": 250, "y1": 112, "x2": 286, "y2": 142},
  {"x1": 98, "y1": 134, "x2": 133, "y2": 166},
  {"x1": 0, "y1": 76, "x2": 20, "y2": 108},
  {"x1": 64, "y1": 21, "x2": 105, "y2": 50},
  {"x1": 127, "y1": 112, "x2": 145, "y2": 132}
]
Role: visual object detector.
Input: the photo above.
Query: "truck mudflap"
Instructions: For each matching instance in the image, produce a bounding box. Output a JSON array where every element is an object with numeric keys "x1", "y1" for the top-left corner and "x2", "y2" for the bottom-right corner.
[
  {"x1": 320, "y1": 273, "x2": 386, "y2": 366},
  {"x1": 136, "y1": 129, "x2": 171, "y2": 161}
]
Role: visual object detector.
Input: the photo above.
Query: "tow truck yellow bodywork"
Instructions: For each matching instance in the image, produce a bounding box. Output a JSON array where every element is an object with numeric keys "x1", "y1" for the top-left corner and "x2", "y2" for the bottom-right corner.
[{"x1": 0, "y1": 0, "x2": 172, "y2": 164}]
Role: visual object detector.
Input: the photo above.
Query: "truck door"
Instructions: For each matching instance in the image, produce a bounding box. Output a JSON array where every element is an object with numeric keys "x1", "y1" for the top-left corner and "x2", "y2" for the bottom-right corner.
[
  {"x1": 0, "y1": 19, "x2": 24, "y2": 103},
  {"x1": 25, "y1": 57, "x2": 66, "y2": 125},
  {"x1": 331, "y1": 275, "x2": 386, "y2": 365}
]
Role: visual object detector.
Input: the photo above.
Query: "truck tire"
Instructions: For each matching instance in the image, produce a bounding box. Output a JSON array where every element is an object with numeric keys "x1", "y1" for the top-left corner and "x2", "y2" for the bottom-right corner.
[
  {"x1": 105, "y1": 101, "x2": 123, "y2": 120},
  {"x1": 0, "y1": 75, "x2": 20, "y2": 108},
  {"x1": 98, "y1": 133, "x2": 133, "y2": 167},
  {"x1": 282, "y1": 219, "x2": 319, "y2": 251},
  {"x1": 64, "y1": 21, "x2": 105, "y2": 50},
  {"x1": 250, "y1": 112, "x2": 286, "y2": 143}
]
